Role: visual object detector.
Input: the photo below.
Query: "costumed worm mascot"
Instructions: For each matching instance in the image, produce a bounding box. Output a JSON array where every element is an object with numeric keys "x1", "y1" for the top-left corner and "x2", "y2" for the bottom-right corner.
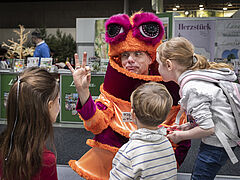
[{"x1": 69, "y1": 12, "x2": 191, "y2": 180}]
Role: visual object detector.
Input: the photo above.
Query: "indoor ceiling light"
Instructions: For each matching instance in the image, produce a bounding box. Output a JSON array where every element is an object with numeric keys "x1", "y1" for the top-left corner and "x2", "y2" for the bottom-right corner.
[
  {"x1": 223, "y1": 7, "x2": 228, "y2": 10},
  {"x1": 173, "y1": 7, "x2": 177, "y2": 11},
  {"x1": 227, "y1": 2, "x2": 232, "y2": 7},
  {"x1": 199, "y1": 4, "x2": 204, "y2": 8},
  {"x1": 200, "y1": 7, "x2": 204, "y2": 10},
  {"x1": 176, "y1": 4, "x2": 180, "y2": 8},
  {"x1": 184, "y1": 11, "x2": 189, "y2": 15}
]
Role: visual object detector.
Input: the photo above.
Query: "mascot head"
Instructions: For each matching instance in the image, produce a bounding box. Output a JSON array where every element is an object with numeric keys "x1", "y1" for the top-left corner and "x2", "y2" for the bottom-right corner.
[
  {"x1": 102, "y1": 12, "x2": 165, "y2": 101},
  {"x1": 105, "y1": 12, "x2": 164, "y2": 67}
]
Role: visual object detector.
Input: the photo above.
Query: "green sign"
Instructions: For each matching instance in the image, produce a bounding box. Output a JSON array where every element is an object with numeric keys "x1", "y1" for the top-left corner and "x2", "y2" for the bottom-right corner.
[
  {"x1": 1, "y1": 74, "x2": 17, "y2": 119},
  {"x1": 60, "y1": 74, "x2": 104, "y2": 123},
  {"x1": 157, "y1": 12, "x2": 173, "y2": 41}
]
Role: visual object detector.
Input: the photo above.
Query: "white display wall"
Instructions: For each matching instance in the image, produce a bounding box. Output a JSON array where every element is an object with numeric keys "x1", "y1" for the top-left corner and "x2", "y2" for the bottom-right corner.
[{"x1": 174, "y1": 17, "x2": 240, "y2": 62}]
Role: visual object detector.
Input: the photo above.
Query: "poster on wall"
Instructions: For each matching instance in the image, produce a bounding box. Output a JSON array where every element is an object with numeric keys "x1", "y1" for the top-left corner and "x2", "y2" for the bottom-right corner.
[
  {"x1": 174, "y1": 19, "x2": 216, "y2": 61},
  {"x1": 94, "y1": 19, "x2": 109, "y2": 73},
  {"x1": 215, "y1": 19, "x2": 240, "y2": 61},
  {"x1": 159, "y1": 17, "x2": 169, "y2": 42},
  {"x1": 95, "y1": 19, "x2": 108, "y2": 59},
  {"x1": 157, "y1": 12, "x2": 173, "y2": 42}
]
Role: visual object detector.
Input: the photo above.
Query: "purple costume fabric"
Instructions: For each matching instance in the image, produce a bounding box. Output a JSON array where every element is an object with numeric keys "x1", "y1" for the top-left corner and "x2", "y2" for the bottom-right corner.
[
  {"x1": 76, "y1": 95, "x2": 96, "y2": 120},
  {"x1": 77, "y1": 95, "x2": 191, "y2": 165},
  {"x1": 103, "y1": 61, "x2": 180, "y2": 105},
  {"x1": 76, "y1": 62, "x2": 191, "y2": 166}
]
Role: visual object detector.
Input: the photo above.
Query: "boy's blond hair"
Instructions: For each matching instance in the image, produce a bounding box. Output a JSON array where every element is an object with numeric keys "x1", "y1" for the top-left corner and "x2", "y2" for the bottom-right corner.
[{"x1": 130, "y1": 82, "x2": 173, "y2": 126}]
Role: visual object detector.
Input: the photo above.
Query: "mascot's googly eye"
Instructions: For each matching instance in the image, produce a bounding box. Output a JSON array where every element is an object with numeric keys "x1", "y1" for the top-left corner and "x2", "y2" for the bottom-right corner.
[
  {"x1": 139, "y1": 23, "x2": 159, "y2": 38},
  {"x1": 107, "y1": 24, "x2": 124, "y2": 38},
  {"x1": 132, "y1": 12, "x2": 164, "y2": 46},
  {"x1": 105, "y1": 14, "x2": 132, "y2": 44}
]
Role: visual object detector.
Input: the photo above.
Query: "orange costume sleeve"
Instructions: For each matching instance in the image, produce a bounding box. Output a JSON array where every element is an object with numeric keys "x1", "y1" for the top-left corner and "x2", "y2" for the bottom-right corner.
[{"x1": 79, "y1": 99, "x2": 114, "y2": 135}]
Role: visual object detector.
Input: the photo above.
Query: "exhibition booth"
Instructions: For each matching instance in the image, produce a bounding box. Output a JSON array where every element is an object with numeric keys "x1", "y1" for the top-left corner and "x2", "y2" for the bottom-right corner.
[{"x1": 0, "y1": 13, "x2": 240, "y2": 125}]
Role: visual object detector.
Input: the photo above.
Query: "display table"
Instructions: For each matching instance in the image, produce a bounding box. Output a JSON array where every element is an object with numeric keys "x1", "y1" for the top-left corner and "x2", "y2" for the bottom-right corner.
[{"x1": 0, "y1": 69, "x2": 105, "y2": 124}]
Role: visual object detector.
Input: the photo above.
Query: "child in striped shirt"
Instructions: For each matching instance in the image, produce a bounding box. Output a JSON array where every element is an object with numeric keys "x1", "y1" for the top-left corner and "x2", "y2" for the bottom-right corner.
[{"x1": 109, "y1": 82, "x2": 177, "y2": 180}]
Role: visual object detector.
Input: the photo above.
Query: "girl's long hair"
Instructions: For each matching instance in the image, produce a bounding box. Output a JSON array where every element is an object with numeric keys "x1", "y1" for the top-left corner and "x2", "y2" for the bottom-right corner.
[
  {"x1": 157, "y1": 37, "x2": 232, "y2": 71},
  {"x1": 0, "y1": 67, "x2": 59, "y2": 180}
]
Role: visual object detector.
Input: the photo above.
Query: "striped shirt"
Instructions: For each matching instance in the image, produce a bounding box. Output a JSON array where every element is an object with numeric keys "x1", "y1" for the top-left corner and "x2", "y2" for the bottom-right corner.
[{"x1": 109, "y1": 128, "x2": 177, "y2": 180}]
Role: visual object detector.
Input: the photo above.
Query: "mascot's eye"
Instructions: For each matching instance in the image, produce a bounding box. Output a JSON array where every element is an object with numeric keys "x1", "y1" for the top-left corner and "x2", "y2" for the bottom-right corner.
[
  {"x1": 139, "y1": 23, "x2": 160, "y2": 38},
  {"x1": 107, "y1": 24, "x2": 124, "y2": 38},
  {"x1": 132, "y1": 12, "x2": 164, "y2": 45},
  {"x1": 105, "y1": 14, "x2": 131, "y2": 44}
]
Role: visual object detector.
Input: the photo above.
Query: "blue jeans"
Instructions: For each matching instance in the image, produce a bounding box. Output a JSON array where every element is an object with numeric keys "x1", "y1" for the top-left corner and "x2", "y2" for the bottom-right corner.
[{"x1": 191, "y1": 142, "x2": 230, "y2": 180}]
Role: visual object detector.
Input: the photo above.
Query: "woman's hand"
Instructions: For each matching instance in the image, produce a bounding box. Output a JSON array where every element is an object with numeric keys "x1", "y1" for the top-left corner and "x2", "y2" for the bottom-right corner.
[{"x1": 66, "y1": 52, "x2": 91, "y2": 105}]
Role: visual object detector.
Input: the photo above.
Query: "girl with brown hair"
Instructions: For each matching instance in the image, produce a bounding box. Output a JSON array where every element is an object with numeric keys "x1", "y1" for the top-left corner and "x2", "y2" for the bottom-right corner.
[{"x1": 0, "y1": 67, "x2": 59, "y2": 180}]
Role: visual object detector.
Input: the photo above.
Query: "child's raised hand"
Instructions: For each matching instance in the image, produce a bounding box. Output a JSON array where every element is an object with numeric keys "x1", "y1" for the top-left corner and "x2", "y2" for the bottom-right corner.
[{"x1": 66, "y1": 52, "x2": 91, "y2": 105}]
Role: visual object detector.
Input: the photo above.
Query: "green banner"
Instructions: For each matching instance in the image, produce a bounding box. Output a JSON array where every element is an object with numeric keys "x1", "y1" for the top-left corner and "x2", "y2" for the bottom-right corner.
[
  {"x1": 60, "y1": 74, "x2": 104, "y2": 123},
  {"x1": 1, "y1": 74, "x2": 17, "y2": 119},
  {"x1": 157, "y1": 12, "x2": 173, "y2": 41}
]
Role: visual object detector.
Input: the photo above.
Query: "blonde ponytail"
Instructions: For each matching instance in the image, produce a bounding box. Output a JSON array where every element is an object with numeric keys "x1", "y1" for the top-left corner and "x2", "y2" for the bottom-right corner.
[
  {"x1": 157, "y1": 37, "x2": 233, "y2": 71},
  {"x1": 190, "y1": 54, "x2": 233, "y2": 70}
]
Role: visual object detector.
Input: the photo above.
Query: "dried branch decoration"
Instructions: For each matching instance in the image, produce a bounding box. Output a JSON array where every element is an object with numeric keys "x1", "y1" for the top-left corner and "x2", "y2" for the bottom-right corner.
[{"x1": 2, "y1": 25, "x2": 35, "y2": 59}]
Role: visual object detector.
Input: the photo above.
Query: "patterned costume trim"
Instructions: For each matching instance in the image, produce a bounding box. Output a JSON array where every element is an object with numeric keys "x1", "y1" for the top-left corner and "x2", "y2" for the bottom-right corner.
[
  {"x1": 78, "y1": 101, "x2": 114, "y2": 134},
  {"x1": 86, "y1": 139, "x2": 119, "y2": 153},
  {"x1": 69, "y1": 147, "x2": 115, "y2": 180},
  {"x1": 68, "y1": 160, "x2": 96, "y2": 180}
]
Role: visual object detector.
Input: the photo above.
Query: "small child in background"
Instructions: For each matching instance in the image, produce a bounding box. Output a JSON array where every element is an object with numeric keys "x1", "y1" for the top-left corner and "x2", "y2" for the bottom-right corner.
[
  {"x1": 109, "y1": 82, "x2": 177, "y2": 180},
  {"x1": 0, "y1": 67, "x2": 59, "y2": 180},
  {"x1": 156, "y1": 37, "x2": 238, "y2": 180}
]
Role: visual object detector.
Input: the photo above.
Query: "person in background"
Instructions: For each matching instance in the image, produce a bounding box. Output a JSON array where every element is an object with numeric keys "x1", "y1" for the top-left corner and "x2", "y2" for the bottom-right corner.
[
  {"x1": 31, "y1": 31, "x2": 50, "y2": 64},
  {"x1": 0, "y1": 67, "x2": 59, "y2": 180},
  {"x1": 157, "y1": 37, "x2": 238, "y2": 180},
  {"x1": 0, "y1": 45, "x2": 7, "y2": 61},
  {"x1": 109, "y1": 82, "x2": 177, "y2": 180},
  {"x1": 67, "y1": 12, "x2": 190, "y2": 180},
  {"x1": 0, "y1": 45, "x2": 8, "y2": 69}
]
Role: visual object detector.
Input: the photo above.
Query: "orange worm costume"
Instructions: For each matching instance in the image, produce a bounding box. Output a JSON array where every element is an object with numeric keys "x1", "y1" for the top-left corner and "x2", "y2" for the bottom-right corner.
[{"x1": 69, "y1": 12, "x2": 191, "y2": 180}]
